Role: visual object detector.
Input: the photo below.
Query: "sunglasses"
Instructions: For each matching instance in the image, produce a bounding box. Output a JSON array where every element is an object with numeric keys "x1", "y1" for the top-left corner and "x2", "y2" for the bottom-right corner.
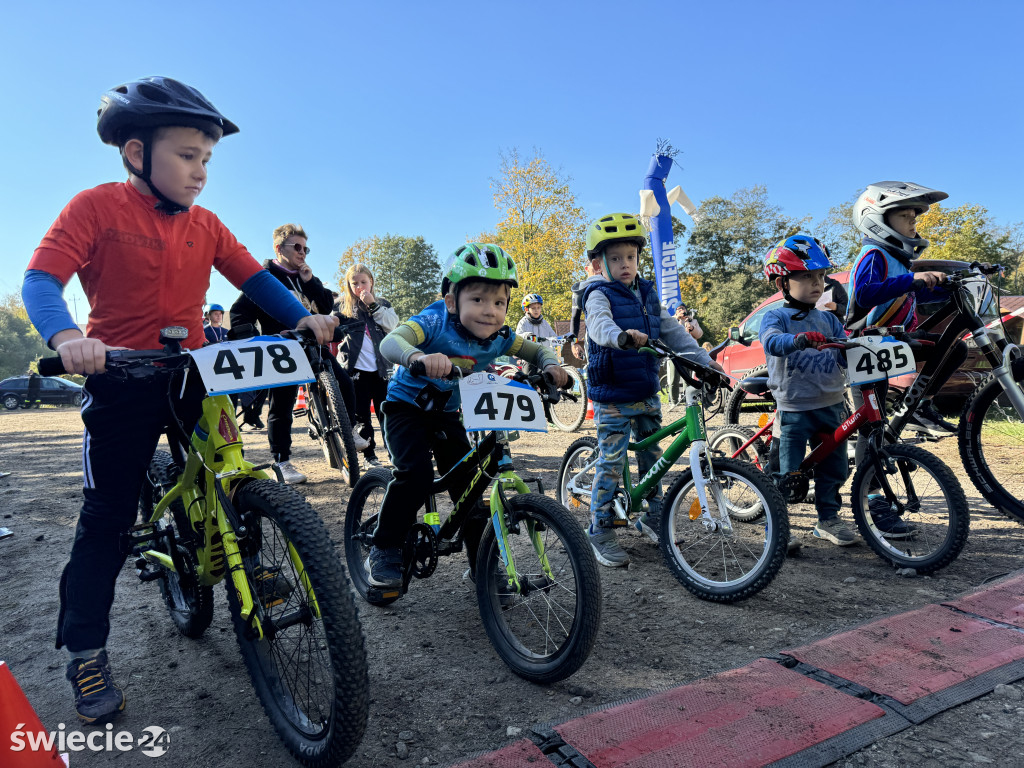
[{"x1": 282, "y1": 242, "x2": 311, "y2": 255}]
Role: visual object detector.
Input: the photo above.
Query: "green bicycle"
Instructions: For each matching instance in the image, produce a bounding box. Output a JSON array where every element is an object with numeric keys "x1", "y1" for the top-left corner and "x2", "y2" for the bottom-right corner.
[
  {"x1": 43, "y1": 327, "x2": 369, "y2": 767},
  {"x1": 557, "y1": 338, "x2": 790, "y2": 603}
]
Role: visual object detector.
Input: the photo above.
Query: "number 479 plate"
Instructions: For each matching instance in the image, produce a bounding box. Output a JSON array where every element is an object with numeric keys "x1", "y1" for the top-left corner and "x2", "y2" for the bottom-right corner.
[
  {"x1": 188, "y1": 337, "x2": 315, "y2": 395},
  {"x1": 847, "y1": 337, "x2": 916, "y2": 386},
  {"x1": 460, "y1": 372, "x2": 547, "y2": 433}
]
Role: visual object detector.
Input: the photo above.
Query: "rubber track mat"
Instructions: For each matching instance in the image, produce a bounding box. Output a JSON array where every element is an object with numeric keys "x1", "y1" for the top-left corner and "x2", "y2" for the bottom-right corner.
[
  {"x1": 943, "y1": 572, "x2": 1024, "y2": 629},
  {"x1": 551, "y1": 658, "x2": 885, "y2": 767},
  {"x1": 447, "y1": 737, "x2": 551, "y2": 768},
  {"x1": 782, "y1": 603, "x2": 1024, "y2": 708}
]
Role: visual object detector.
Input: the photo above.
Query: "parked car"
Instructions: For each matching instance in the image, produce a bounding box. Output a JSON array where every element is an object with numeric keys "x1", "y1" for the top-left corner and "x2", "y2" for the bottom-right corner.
[
  {"x1": 718, "y1": 260, "x2": 1024, "y2": 411},
  {"x1": 0, "y1": 376, "x2": 83, "y2": 410}
]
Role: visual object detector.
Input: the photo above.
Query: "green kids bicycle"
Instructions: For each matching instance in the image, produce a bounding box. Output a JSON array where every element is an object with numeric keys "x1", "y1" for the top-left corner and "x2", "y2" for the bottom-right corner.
[
  {"x1": 557, "y1": 338, "x2": 790, "y2": 603},
  {"x1": 42, "y1": 327, "x2": 369, "y2": 767}
]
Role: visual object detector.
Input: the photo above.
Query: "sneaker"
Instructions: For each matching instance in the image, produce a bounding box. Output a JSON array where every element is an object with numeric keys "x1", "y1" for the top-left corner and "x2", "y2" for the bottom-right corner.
[
  {"x1": 275, "y1": 460, "x2": 307, "y2": 485},
  {"x1": 352, "y1": 432, "x2": 371, "y2": 452},
  {"x1": 868, "y1": 496, "x2": 917, "y2": 539},
  {"x1": 589, "y1": 528, "x2": 630, "y2": 567},
  {"x1": 787, "y1": 535, "x2": 803, "y2": 555},
  {"x1": 634, "y1": 514, "x2": 659, "y2": 543},
  {"x1": 361, "y1": 455, "x2": 382, "y2": 470},
  {"x1": 364, "y1": 546, "x2": 403, "y2": 588},
  {"x1": 813, "y1": 517, "x2": 860, "y2": 547},
  {"x1": 252, "y1": 564, "x2": 295, "y2": 610},
  {"x1": 66, "y1": 651, "x2": 125, "y2": 723},
  {"x1": 907, "y1": 405, "x2": 956, "y2": 438}
]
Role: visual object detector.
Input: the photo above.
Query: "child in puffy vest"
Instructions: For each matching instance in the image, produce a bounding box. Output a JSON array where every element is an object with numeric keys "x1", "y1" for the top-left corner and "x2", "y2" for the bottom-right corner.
[{"x1": 582, "y1": 213, "x2": 720, "y2": 567}]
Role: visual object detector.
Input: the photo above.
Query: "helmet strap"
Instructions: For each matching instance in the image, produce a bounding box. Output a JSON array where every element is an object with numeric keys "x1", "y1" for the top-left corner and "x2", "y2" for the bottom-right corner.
[
  {"x1": 780, "y1": 277, "x2": 815, "y2": 321},
  {"x1": 121, "y1": 130, "x2": 190, "y2": 215}
]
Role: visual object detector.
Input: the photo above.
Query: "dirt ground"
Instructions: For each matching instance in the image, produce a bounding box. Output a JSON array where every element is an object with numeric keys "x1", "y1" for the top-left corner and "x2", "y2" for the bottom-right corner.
[{"x1": 2, "y1": 406, "x2": 1023, "y2": 768}]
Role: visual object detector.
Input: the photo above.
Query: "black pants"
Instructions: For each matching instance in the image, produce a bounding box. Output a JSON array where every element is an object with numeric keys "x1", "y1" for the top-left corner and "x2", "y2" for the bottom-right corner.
[
  {"x1": 372, "y1": 401, "x2": 471, "y2": 550},
  {"x1": 57, "y1": 372, "x2": 201, "y2": 653},
  {"x1": 352, "y1": 369, "x2": 389, "y2": 457},
  {"x1": 266, "y1": 357, "x2": 358, "y2": 463}
]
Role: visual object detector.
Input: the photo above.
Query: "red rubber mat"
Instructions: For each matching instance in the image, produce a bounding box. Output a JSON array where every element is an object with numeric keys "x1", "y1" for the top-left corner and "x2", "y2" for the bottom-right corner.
[
  {"x1": 943, "y1": 573, "x2": 1024, "y2": 628},
  {"x1": 447, "y1": 738, "x2": 549, "y2": 768},
  {"x1": 783, "y1": 603, "x2": 1024, "y2": 706},
  {"x1": 552, "y1": 658, "x2": 884, "y2": 767}
]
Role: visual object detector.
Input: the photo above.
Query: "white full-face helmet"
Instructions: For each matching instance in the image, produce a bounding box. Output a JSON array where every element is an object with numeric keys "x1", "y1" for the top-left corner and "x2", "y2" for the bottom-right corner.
[{"x1": 852, "y1": 181, "x2": 948, "y2": 259}]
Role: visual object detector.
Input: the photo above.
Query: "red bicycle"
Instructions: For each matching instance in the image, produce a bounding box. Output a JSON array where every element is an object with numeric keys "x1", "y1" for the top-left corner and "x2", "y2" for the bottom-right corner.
[{"x1": 709, "y1": 330, "x2": 969, "y2": 574}]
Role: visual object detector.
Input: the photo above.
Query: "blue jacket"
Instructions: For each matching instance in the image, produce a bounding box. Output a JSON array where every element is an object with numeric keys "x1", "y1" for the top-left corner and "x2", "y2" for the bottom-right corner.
[
  {"x1": 584, "y1": 278, "x2": 661, "y2": 403},
  {"x1": 848, "y1": 238, "x2": 945, "y2": 330}
]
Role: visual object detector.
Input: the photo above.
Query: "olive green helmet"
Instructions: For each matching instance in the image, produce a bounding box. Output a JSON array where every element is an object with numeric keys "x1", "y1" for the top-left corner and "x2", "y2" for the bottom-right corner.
[{"x1": 441, "y1": 243, "x2": 519, "y2": 297}]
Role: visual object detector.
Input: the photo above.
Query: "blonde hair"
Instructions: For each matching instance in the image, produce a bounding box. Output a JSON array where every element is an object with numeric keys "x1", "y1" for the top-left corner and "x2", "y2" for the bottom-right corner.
[
  {"x1": 341, "y1": 263, "x2": 375, "y2": 317},
  {"x1": 273, "y1": 223, "x2": 308, "y2": 250}
]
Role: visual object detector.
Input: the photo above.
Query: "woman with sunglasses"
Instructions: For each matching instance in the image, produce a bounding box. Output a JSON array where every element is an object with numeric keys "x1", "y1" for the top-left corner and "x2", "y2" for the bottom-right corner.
[{"x1": 229, "y1": 223, "x2": 366, "y2": 484}]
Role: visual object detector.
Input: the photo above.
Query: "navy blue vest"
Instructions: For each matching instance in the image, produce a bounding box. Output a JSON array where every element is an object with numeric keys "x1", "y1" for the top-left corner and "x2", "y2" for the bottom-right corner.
[{"x1": 584, "y1": 278, "x2": 662, "y2": 403}]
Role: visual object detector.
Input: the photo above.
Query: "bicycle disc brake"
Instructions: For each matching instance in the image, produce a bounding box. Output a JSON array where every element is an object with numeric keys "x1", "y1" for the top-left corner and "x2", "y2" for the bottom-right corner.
[{"x1": 406, "y1": 523, "x2": 438, "y2": 579}]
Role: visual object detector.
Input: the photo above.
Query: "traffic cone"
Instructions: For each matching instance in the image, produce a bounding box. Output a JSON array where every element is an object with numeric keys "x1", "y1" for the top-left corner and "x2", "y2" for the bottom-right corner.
[
  {"x1": 0, "y1": 661, "x2": 66, "y2": 766},
  {"x1": 293, "y1": 385, "x2": 307, "y2": 417}
]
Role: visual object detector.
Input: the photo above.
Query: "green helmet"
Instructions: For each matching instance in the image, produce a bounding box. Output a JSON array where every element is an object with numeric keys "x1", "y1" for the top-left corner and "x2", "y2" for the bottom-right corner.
[
  {"x1": 441, "y1": 243, "x2": 519, "y2": 297},
  {"x1": 585, "y1": 213, "x2": 648, "y2": 256}
]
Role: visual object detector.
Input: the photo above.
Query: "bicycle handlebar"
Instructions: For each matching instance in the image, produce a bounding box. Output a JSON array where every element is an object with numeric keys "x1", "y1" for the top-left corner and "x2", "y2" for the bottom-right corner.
[
  {"x1": 624, "y1": 336, "x2": 730, "y2": 391},
  {"x1": 408, "y1": 359, "x2": 573, "y2": 404}
]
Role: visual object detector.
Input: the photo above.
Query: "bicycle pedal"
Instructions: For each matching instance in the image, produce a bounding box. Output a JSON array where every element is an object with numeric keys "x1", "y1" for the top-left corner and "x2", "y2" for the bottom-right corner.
[
  {"x1": 610, "y1": 519, "x2": 629, "y2": 528},
  {"x1": 135, "y1": 558, "x2": 162, "y2": 582},
  {"x1": 366, "y1": 585, "x2": 402, "y2": 602}
]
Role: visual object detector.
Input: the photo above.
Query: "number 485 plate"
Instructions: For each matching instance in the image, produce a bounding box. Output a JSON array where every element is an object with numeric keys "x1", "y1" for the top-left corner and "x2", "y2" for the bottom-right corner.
[
  {"x1": 460, "y1": 372, "x2": 547, "y2": 433},
  {"x1": 847, "y1": 337, "x2": 916, "y2": 386},
  {"x1": 188, "y1": 337, "x2": 315, "y2": 395}
]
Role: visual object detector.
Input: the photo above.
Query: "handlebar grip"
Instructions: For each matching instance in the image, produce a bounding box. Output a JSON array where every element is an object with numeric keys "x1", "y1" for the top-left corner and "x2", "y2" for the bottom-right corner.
[
  {"x1": 911, "y1": 278, "x2": 926, "y2": 292},
  {"x1": 38, "y1": 357, "x2": 67, "y2": 376},
  {"x1": 617, "y1": 331, "x2": 637, "y2": 349},
  {"x1": 409, "y1": 359, "x2": 426, "y2": 377}
]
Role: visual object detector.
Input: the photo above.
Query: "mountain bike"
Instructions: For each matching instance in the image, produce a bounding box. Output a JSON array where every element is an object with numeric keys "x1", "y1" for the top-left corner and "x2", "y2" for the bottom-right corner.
[
  {"x1": 497, "y1": 334, "x2": 589, "y2": 432},
  {"x1": 708, "y1": 331, "x2": 970, "y2": 574},
  {"x1": 557, "y1": 337, "x2": 790, "y2": 603},
  {"x1": 300, "y1": 333, "x2": 361, "y2": 487},
  {"x1": 344, "y1": 363, "x2": 601, "y2": 684},
  {"x1": 42, "y1": 328, "x2": 369, "y2": 766}
]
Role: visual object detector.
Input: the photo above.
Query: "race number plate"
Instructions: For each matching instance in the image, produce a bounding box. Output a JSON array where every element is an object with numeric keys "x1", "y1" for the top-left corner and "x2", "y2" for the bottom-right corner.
[
  {"x1": 188, "y1": 337, "x2": 315, "y2": 395},
  {"x1": 460, "y1": 372, "x2": 547, "y2": 433},
  {"x1": 847, "y1": 337, "x2": 916, "y2": 386}
]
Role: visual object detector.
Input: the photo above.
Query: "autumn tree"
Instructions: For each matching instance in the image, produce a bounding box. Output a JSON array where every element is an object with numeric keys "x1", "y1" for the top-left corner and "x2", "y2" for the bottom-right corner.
[
  {"x1": 814, "y1": 193, "x2": 862, "y2": 267},
  {"x1": 486, "y1": 149, "x2": 588, "y2": 320},
  {"x1": 335, "y1": 235, "x2": 443, "y2": 321},
  {"x1": 916, "y1": 203, "x2": 1011, "y2": 265},
  {"x1": 0, "y1": 292, "x2": 48, "y2": 379}
]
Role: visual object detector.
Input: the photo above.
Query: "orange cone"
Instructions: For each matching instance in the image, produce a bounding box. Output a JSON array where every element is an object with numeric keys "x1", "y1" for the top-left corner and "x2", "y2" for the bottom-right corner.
[
  {"x1": 293, "y1": 385, "x2": 307, "y2": 416},
  {"x1": 0, "y1": 661, "x2": 65, "y2": 766}
]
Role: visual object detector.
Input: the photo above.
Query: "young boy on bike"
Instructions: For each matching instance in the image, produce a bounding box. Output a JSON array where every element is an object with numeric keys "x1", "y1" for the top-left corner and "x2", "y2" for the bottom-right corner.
[
  {"x1": 760, "y1": 235, "x2": 858, "y2": 547},
  {"x1": 847, "y1": 181, "x2": 966, "y2": 438},
  {"x1": 515, "y1": 293, "x2": 557, "y2": 340},
  {"x1": 364, "y1": 244, "x2": 567, "y2": 590},
  {"x1": 21, "y1": 76, "x2": 337, "y2": 724},
  {"x1": 582, "y1": 213, "x2": 721, "y2": 567}
]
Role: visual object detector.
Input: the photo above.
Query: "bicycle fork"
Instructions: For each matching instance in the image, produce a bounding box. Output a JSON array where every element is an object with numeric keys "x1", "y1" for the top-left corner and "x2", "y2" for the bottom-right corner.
[{"x1": 489, "y1": 473, "x2": 554, "y2": 594}]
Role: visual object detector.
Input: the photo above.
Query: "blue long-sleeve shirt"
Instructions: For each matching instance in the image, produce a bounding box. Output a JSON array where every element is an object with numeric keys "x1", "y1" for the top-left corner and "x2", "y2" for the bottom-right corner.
[{"x1": 761, "y1": 307, "x2": 847, "y2": 412}]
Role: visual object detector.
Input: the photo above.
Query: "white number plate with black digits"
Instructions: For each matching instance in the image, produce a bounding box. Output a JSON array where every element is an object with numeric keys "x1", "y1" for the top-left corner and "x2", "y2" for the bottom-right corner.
[
  {"x1": 188, "y1": 337, "x2": 315, "y2": 395},
  {"x1": 847, "y1": 337, "x2": 916, "y2": 386},
  {"x1": 460, "y1": 372, "x2": 547, "y2": 433}
]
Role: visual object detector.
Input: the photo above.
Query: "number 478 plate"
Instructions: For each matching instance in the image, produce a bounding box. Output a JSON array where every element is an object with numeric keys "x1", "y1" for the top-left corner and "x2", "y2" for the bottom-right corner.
[
  {"x1": 188, "y1": 337, "x2": 315, "y2": 395},
  {"x1": 847, "y1": 337, "x2": 916, "y2": 386},
  {"x1": 460, "y1": 372, "x2": 547, "y2": 433}
]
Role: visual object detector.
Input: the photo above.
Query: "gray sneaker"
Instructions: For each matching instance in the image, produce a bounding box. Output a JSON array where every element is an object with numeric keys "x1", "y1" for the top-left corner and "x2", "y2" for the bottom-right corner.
[
  {"x1": 813, "y1": 517, "x2": 860, "y2": 547},
  {"x1": 275, "y1": 460, "x2": 307, "y2": 485},
  {"x1": 633, "y1": 514, "x2": 659, "y2": 543},
  {"x1": 589, "y1": 529, "x2": 630, "y2": 567}
]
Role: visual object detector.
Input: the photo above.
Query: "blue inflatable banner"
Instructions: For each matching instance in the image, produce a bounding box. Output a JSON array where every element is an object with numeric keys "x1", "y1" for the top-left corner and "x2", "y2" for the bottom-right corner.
[{"x1": 643, "y1": 153, "x2": 681, "y2": 315}]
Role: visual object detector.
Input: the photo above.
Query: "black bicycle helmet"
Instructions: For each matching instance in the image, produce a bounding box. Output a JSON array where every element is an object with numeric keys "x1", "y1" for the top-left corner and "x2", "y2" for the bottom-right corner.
[
  {"x1": 97, "y1": 77, "x2": 239, "y2": 214},
  {"x1": 97, "y1": 76, "x2": 239, "y2": 146}
]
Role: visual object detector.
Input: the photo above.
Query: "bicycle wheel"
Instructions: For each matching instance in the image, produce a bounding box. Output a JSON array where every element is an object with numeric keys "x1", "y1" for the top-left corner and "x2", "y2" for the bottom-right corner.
[
  {"x1": 229, "y1": 479, "x2": 369, "y2": 767},
  {"x1": 850, "y1": 444, "x2": 970, "y2": 574},
  {"x1": 706, "y1": 427, "x2": 772, "y2": 522},
  {"x1": 475, "y1": 493, "x2": 601, "y2": 684},
  {"x1": 958, "y1": 358, "x2": 1024, "y2": 524},
  {"x1": 724, "y1": 366, "x2": 775, "y2": 427},
  {"x1": 308, "y1": 371, "x2": 360, "y2": 487},
  {"x1": 557, "y1": 436, "x2": 598, "y2": 527},
  {"x1": 660, "y1": 456, "x2": 788, "y2": 602},
  {"x1": 344, "y1": 467, "x2": 401, "y2": 607},
  {"x1": 139, "y1": 451, "x2": 213, "y2": 638},
  {"x1": 547, "y1": 366, "x2": 588, "y2": 432}
]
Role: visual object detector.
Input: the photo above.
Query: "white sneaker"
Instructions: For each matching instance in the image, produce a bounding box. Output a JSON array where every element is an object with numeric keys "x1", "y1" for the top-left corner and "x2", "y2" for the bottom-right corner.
[
  {"x1": 276, "y1": 460, "x2": 307, "y2": 485},
  {"x1": 352, "y1": 432, "x2": 370, "y2": 452}
]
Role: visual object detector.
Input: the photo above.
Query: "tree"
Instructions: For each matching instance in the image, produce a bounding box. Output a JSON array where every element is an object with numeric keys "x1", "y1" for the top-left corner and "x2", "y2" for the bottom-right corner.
[
  {"x1": 486, "y1": 149, "x2": 588, "y2": 320},
  {"x1": 917, "y1": 203, "x2": 1011, "y2": 265},
  {"x1": 814, "y1": 193, "x2": 862, "y2": 268},
  {"x1": 680, "y1": 186, "x2": 809, "y2": 341},
  {"x1": 335, "y1": 235, "x2": 443, "y2": 321},
  {"x1": 0, "y1": 293, "x2": 49, "y2": 380}
]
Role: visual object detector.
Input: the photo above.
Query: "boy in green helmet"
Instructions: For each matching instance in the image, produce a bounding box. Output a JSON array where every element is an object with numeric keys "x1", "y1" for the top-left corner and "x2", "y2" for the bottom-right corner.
[{"x1": 365, "y1": 244, "x2": 567, "y2": 591}]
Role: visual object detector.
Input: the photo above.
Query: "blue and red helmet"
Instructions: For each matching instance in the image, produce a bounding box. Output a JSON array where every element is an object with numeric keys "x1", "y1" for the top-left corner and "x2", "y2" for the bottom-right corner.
[{"x1": 763, "y1": 235, "x2": 833, "y2": 279}]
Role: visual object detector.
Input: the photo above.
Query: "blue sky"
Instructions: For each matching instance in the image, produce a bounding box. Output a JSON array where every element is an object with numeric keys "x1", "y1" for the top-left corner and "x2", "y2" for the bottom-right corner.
[{"x1": 3, "y1": 0, "x2": 1022, "y2": 324}]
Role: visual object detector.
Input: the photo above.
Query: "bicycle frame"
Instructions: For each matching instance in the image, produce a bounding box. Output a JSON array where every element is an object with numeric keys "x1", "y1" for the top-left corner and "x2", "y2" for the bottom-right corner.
[{"x1": 136, "y1": 391, "x2": 285, "y2": 639}]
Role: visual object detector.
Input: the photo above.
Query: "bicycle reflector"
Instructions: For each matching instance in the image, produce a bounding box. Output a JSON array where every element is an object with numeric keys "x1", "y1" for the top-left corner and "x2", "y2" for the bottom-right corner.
[
  {"x1": 758, "y1": 413, "x2": 771, "y2": 429},
  {"x1": 689, "y1": 497, "x2": 701, "y2": 521}
]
